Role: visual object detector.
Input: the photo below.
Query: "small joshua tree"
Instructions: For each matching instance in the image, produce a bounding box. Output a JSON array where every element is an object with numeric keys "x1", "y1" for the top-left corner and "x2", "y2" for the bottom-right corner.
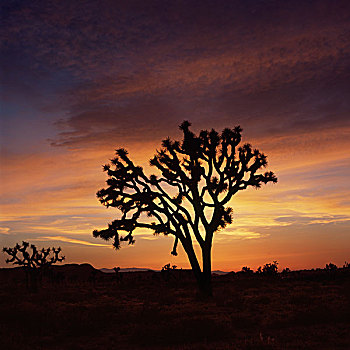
[
  {"x1": 241, "y1": 266, "x2": 254, "y2": 274},
  {"x1": 113, "y1": 266, "x2": 123, "y2": 283},
  {"x1": 162, "y1": 263, "x2": 177, "y2": 271},
  {"x1": 3, "y1": 241, "x2": 65, "y2": 290},
  {"x1": 93, "y1": 121, "x2": 277, "y2": 296},
  {"x1": 161, "y1": 263, "x2": 178, "y2": 282},
  {"x1": 325, "y1": 262, "x2": 337, "y2": 271},
  {"x1": 262, "y1": 261, "x2": 279, "y2": 275},
  {"x1": 281, "y1": 267, "x2": 291, "y2": 275}
]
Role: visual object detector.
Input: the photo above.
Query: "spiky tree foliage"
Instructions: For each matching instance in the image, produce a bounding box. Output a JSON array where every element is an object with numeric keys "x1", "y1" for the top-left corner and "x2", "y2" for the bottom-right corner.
[
  {"x1": 93, "y1": 121, "x2": 277, "y2": 295},
  {"x1": 3, "y1": 241, "x2": 65, "y2": 291},
  {"x1": 262, "y1": 261, "x2": 279, "y2": 275},
  {"x1": 3, "y1": 241, "x2": 65, "y2": 268}
]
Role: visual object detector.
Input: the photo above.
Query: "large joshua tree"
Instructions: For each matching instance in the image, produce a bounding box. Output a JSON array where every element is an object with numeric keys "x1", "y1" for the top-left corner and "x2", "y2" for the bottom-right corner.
[{"x1": 93, "y1": 121, "x2": 277, "y2": 295}]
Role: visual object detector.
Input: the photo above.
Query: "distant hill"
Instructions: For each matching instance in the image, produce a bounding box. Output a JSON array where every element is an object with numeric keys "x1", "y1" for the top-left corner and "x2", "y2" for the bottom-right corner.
[
  {"x1": 100, "y1": 267, "x2": 155, "y2": 273},
  {"x1": 1, "y1": 264, "x2": 228, "y2": 275},
  {"x1": 212, "y1": 270, "x2": 229, "y2": 275},
  {"x1": 0, "y1": 263, "x2": 103, "y2": 283},
  {"x1": 100, "y1": 267, "x2": 229, "y2": 275}
]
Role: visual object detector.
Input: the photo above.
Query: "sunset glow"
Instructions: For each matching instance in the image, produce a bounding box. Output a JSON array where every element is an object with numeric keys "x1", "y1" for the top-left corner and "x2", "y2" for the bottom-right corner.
[{"x1": 1, "y1": 0, "x2": 349, "y2": 271}]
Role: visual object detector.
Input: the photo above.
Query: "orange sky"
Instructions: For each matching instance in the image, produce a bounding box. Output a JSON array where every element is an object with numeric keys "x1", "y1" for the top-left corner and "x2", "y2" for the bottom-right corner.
[{"x1": 1, "y1": 0, "x2": 349, "y2": 271}]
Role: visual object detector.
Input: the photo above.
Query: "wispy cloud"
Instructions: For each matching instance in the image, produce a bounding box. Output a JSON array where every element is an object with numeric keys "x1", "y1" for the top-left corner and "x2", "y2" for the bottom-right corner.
[
  {"x1": 217, "y1": 229, "x2": 269, "y2": 241},
  {"x1": 275, "y1": 215, "x2": 350, "y2": 226},
  {"x1": 2, "y1": 0, "x2": 349, "y2": 149},
  {"x1": 0, "y1": 227, "x2": 10, "y2": 235},
  {"x1": 38, "y1": 236, "x2": 111, "y2": 247}
]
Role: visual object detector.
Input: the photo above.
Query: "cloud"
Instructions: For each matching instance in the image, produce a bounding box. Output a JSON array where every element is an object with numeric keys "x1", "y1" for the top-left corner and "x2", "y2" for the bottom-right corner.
[
  {"x1": 1, "y1": 0, "x2": 350, "y2": 269},
  {"x1": 0, "y1": 227, "x2": 10, "y2": 235},
  {"x1": 2, "y1": 0, "x2": 349, "y2": 150},
  {"x1": 217, "y1": 229, "x2": 269, "y2": 241},
  {"x1": 132, "y1": 231, "x2": 159, "y2": 241},
  {"x1": 275, "y1": 215, "x2": 350, "y2": 226},
  {"x1": 50, "y1": 97, "x2": 184, "y2": 148},
  {"x1": 39, "y1": 236, "x2": 111, "y2": 247}
]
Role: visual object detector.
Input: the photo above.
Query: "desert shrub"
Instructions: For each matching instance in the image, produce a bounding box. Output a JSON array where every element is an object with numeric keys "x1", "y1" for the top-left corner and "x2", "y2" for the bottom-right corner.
[
  {"x1": 241, "y1": 266, "x2": 254, "y2": 274},
  {"x1": 162, "y1": 263, "x2": 177, "y2": 271},
  {"x1": 281, "y1": 267, "x2": 290, "y2": 275},
  {"x1": 262, "y1": 261, "x2": 278, "y2": 275},
  {"x1": 161, "y1": 263, "x2": 178, "y2": 282},
  {"x1": 325, "y1": 262, "x2": 337, "y2": 271}
]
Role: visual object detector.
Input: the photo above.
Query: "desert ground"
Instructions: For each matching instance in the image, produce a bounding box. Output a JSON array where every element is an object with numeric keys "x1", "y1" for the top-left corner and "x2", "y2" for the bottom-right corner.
[{"x1": 1, "y1": 264, "x2": 349, "y2": 350}]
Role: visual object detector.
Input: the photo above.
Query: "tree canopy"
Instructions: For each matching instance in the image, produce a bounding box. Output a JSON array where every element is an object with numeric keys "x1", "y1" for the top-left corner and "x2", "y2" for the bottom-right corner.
[
  {"x1": 3, "y1": 241, "x2": 65, "y2": 269},
  {"x1": 93, "y1": 121, "x2": 277, "y2": 295}
]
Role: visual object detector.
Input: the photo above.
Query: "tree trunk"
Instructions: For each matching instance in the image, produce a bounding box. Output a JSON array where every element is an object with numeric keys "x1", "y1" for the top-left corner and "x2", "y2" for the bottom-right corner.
[
  {"x1": 201, "y1": 244, "x2": 213, "y2": 297},
  {"x1": 181, "y1": 239, "x2": 202, "y2": 284},
  {"x1": 182, "y1": 238, "x2": 213, "y2": 297}
]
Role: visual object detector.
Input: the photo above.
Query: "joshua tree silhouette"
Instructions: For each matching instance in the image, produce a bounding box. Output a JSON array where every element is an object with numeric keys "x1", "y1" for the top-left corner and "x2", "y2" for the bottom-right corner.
[
  {"x1": 257, "y1": 261, "x2": 279, "y2": 275},
  {"x1": 3, "y1": 241, "x2": 65, "y2": 291},
  {"x1": 113, "y1": 266, "x2": 123, "y2": 283},
  {"x1": 93, "y1": 121, "x2": 277, "y2": 295}
]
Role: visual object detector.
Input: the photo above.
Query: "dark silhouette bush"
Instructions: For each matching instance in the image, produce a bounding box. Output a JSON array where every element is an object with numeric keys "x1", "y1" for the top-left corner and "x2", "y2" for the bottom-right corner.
[
  {"x1": 113, "y1": 266, "x2": 123, "y2": 283},
  {"x1": 161, "y1": 263, "x2": 178, "y2": 282},
  {"x1": 281, "y1": 267, "x2": 291, "y2": 274},
  {"x1": 325, "y1": 262, "x2": 337, "y2": 271},
  {"x1": 240, "y1": 266, "x2": 254, "y2": 274},
  {"x1": 256, "y1": 261, "x2": 279, "y2": 276}
]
